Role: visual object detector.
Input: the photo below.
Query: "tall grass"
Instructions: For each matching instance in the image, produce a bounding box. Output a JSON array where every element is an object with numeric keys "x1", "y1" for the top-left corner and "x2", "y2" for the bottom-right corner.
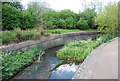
[
  {"x1": 2, "y1": 28, "x2": 42, "y2": 45},
  {"x1": 2, "y1": 29, "x2": 97, "y2": 45}
]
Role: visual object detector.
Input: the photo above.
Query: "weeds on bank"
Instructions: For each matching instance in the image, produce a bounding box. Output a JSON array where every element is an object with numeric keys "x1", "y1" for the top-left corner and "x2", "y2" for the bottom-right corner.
[
  {"x1": 1, "y1": 47, "x2": 44, "y2": 80},
  {"x1": 57, "y1": 34, "x2": 118, "y2": 62},
  {"x1": 2, "y1": 28, "x2": 52, "y2": 45}
]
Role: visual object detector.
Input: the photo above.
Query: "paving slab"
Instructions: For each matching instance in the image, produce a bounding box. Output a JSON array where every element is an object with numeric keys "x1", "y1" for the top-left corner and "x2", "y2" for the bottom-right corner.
[{"x1": 73, "y1": 37, "x2": 119, "y2": 79}]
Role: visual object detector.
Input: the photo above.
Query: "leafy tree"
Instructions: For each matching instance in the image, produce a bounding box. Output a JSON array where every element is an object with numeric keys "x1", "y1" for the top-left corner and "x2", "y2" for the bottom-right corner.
[
  {"x1": 81, "y1": 8, "x2": 96, "y2": 29},
  {"x1": 76, "y1": 18, "x2": 89, "y2": 29},
  {"x1": 65, "y1": 17, "x2": 76, "y2": 29},
  {"x1": 95, "y1": 3, "x2": 118, "y2": 34},
  {"x1": 20, "y1": 10, "x2": 37, "y2": 29},
  {"x1": 27, "y1": 2, "x2": 50, "y2": 27},
  {"x1": 57, "y1": 19, "x2": 66, "y2": 28},
  {"x1": 2, "y1": 3, "x2": 37, "y2": 30},
  {"x1": 2, "y1": 2, "x2": 23, "y2": 10},
  {"x1": 2, "y1": 4, "x2": 22, "y2": 30},
  {"x1": 43, "y1": 10, "x2": 59, "y2": 29},
  {"x1": 59, "y1": 9, "x2": 77, "y2": 20}
]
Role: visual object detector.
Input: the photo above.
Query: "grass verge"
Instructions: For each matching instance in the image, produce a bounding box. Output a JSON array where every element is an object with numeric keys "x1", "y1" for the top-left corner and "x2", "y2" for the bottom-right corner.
[{"x1": 44, "y1": 29, "x2": 98, "y2": 34}]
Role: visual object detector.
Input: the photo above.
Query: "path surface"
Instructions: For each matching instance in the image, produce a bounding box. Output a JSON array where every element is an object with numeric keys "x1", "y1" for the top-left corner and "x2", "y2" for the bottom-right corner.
[{"x1": 73, "y1": 37, "x2": 119, "y2": 79}]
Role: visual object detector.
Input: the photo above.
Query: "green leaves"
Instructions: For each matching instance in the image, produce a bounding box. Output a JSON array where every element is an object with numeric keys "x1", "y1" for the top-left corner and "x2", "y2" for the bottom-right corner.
[
  {"x1": 0, "y1": 66, "x2": 4, "y2": 69},
  {"x1": 57, "y1": 39, "x2": 94, "y2": 62},
  {"x1": 2, "y1": 28, "x2": 42, "y2": 44},
  {"x1": 2, "y1": 47, "x2": 44, "y2": 80},
  {"x1": 95, "y1": 3, "x2": 118, "y2": 34},
  {"x1": 2, "y1": 4, "x2": 22, "y2": 30},
  {"x1": 2, "y1": 3, "x2": 37, "y2": 30},
  {"x1": 57, "y1": 34, "x2": 117, "y2": 62},
  {"x1": 81, "y1": 8, "x2": 96, "y2": 29},
  {"x1": 76, "y1": 18, "x2": 89, "y2": 29},
  {"x1": 43, "y1": 9, "x2": 96, "y2": 29}
]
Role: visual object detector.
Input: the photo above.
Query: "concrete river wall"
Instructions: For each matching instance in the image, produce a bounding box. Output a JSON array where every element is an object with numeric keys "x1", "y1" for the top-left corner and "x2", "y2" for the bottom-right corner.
[{"x1": 1, "y1": 32, "x2": 99, "y2": 53}]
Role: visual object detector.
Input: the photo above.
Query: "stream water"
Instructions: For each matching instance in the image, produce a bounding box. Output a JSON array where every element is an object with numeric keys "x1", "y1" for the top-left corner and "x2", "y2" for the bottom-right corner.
[{"x1": 13, "y1": 45, "x2": 79, "y2": 79}]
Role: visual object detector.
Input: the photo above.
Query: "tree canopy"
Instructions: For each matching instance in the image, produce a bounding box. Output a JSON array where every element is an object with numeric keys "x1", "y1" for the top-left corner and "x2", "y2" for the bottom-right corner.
[
  {"x1": 95, "y1": 3, "x2": 118, "y2": 34},
  {"x1": 2, "y1": 1, "x2": 99, "y2": 30}
]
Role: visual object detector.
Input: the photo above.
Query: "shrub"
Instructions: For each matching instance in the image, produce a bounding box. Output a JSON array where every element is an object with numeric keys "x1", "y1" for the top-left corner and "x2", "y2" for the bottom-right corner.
[
  {"x1": 57, "y1": 19, "x2": 66, "y2": 28},
  {"x1": 2, "y1": 4, "x2": 37, "y2": 30},
  {"x1": 57, "y1": 39, "x2": 94, "y2": 62},
  {"x1": 1, "y1": 47, "x2": 44, "y2": 80},
  {"x1": 20, "y1": 10, "x2": 37, "y2": 30},
  {"x1": 76, "y1": 18, "x2": 89, "y2": 29},
  {"x1": 64, "y1": 17, "x2": 76, "y2": 29},
  {"x1": 95, "y1": 3, "x2": 118, "y2": 34},
  {"x1": 2, "y1": 4, "x2": 22, "y2": 30},
  {"x1": 57, "y1": 34, "x2": 117, "y2": 62}
]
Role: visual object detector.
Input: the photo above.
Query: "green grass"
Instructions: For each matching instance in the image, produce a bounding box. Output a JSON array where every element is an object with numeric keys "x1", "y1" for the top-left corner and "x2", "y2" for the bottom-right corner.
[
  {"x1": 56, "y1": 34, "x2": 118, "y2": 62},
  {"x1": 1, "y1": 47, "x2": 44, "y2": 80},
  {"x1": 44, "y1": 29, "x2": 98, "y2": 34}
]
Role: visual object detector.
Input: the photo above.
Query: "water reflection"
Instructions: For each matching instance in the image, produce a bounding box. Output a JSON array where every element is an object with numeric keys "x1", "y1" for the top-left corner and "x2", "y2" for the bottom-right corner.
[
  {"x1": 13, "y1": 45, "x2": 79, "y2": 79},
  {"x1": 50, "y1": 63, "x2": 79, "y2": 79}
]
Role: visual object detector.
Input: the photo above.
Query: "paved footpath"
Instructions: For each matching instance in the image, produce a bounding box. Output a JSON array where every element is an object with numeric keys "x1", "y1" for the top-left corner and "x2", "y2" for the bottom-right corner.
[{"x1": 73, "y1": 37, "x2": 119, "y2": 79}]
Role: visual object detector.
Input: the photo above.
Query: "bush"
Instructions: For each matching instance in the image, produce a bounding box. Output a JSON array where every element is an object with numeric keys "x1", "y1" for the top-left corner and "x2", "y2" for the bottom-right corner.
[
  {"x1": 57, "y1": 19, "x2": 66, "y2": 28},
  {"x1": 76, "y1": 18, "x2": 89, "y2": 29},
  {"x1": 20, "y1": 10, "x2": 37, "y2": 30},
  {"x1": 95, "y1": 3, "x2": 118, "y2": 34},
  {"x1": 65, "y1": 17, "x2": 76, "y2": 29},
  {"x1": 1, "y1": 47, "x2": 44, "y2": 80},
  {"x1": 57, "y1": 39, "x2": 94, "y2": 62},
  {"x1": 2, "y1": 4, "x2": 37, "y2": 30},
  {"x1": 43, "y1": 9, "x2": 96, "y2": 29},
  {"x1": 57, "y1": 34, "x2": 117, "y2": 62},
  {"x1": 2, "y1": 4, "x2": 22, "y2": 30}
]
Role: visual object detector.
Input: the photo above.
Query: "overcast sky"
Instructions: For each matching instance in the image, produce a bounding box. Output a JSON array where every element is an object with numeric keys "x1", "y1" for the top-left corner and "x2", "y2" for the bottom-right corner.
[{"x1": 21, "y1": 0, "x2": 119, "y2": 13}]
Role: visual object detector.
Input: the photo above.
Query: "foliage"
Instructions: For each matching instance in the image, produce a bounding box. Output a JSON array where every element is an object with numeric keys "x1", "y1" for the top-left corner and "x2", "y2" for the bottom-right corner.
[
  {"x1": 2, "y1": 1, "x2": 23, "y2": 10},
  {"x1": 2, "y1": 28, "x2": 42, "y2": 44},
  {"x1": 57, "y1": 19, "x2": 66, "y2": 28},
  {"x1": 95, "y1": 3, "x2": 118, "y2": 34},
  {"x1": 20, "y1": 10, "x2": 37, "y2": 29},
  {"x1": 57, "y1": 34, "x2": 117, "y2": 62},
  {"x1": 43, "y1": 9, "x2": 95, "y2": 29},
  {"x1": 27, "y1": 1, "x2": 50, "y2": 28},
  {"x1": 2, "y1": 3, "x2": 37, "y2": 30},
  {"x1": 59, "y1": 9, "x2": 76, "y2": 19},
  {"x1": 43, "y1": 10, "x2": 59, "y2": 29},
  {"x1": 2, "y1": 4, "x2": 22, "y2": 30},
  {"x1": 81, "y1": 8, "x2": 96, "y2": 29},
  {"x1": 1, "y1": 47, "x2": 44, "y2": 80},
  {"x1": 2, "y1": 29, "x2": 97, "y2": 45},
  {"x1": 2, "y1": 1, "x2": 97, "y2": 30},
  {"x1": 76, "y1": 18, "x2": 89, "y2": 29},
  {"x1": 65, "y1": 17, "x2": 76, "y2": 29}
]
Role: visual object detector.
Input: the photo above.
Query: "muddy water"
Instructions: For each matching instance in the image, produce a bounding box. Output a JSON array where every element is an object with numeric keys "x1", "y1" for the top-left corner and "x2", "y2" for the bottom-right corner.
[{"x1": 13, "y1": 46, "x2": 79, "y2": 79}]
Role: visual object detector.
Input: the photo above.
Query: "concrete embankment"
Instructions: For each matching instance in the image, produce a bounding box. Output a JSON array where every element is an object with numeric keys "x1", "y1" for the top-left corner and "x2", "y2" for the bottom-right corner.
[
  {"x1": 73, "y1": 37, "x2": 119, "y2": 79},
  {"x1": 1, "y1": 32, "x2": 98, "y2": 53}
]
